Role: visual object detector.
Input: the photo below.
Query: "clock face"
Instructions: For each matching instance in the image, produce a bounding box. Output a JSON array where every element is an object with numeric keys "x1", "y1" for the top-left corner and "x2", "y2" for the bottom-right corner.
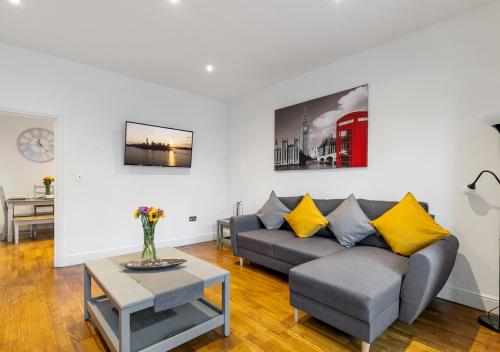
[{"x1": 17, "y1": 128, "x2": 55, "y2": 163}]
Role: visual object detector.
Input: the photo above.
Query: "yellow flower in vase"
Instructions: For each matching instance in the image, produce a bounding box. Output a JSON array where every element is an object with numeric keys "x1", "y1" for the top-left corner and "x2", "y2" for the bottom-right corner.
[
  {"x1": 43, "y1": 176, "x2": 55, "y2": 185},
  {"x1": 149, "y1": 208, "x2": 160, "y2": 223}
]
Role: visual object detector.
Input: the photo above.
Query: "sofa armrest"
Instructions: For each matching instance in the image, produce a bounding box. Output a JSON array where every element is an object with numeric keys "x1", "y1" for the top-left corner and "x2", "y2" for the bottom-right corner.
[
  {"x1": 230, "y1": 214, "x2": 263, "y2": 256},
  {"x1": 399, "y1": 235, "x2": 459, "y2": 323}
]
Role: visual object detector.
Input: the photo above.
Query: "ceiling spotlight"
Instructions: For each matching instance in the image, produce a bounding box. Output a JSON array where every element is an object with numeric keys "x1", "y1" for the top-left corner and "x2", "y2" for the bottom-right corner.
[
  {"x1": 205, "y1": 65, "x2": 214, "y2": 73},
  {"x1": 9, "y1": 0, "x2": 21, "y2": 5},
  {"x1": 169, "y1": 0, "x2": 180, "y2": 4}
]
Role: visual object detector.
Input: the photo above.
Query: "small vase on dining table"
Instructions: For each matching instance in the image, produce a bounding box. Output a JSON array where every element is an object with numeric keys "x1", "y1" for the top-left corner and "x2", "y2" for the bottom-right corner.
[{"x1": 43, "y1": 176, "x2": 54, "y2": 196}]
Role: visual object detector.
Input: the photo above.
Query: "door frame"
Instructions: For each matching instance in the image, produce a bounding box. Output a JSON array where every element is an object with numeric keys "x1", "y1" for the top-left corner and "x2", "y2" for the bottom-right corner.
[{"x1": 0, "y1": 106, "x2": 64, "y2": 267}]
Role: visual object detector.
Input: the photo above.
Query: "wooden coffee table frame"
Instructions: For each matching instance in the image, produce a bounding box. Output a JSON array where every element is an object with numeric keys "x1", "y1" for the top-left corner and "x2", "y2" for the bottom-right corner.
[{"x1": 83, "y1": 249, "x2": 230, "y2": 352}]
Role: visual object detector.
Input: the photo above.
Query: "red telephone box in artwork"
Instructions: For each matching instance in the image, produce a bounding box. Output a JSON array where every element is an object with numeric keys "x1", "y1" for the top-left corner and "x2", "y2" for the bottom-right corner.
[{"x1": 336, "y1": 111, "x2": 368, "y2": 168}]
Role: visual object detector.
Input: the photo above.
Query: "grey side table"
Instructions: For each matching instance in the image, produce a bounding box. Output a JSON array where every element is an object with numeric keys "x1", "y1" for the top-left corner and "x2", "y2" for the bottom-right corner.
[{"x1": 216, "y1": 218, "x2": 231, "y2": 249}]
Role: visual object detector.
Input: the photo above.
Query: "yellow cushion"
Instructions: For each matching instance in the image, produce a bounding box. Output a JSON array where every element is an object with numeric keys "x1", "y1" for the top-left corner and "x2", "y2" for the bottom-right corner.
[
  {"x1": 370, "y1": 193, "x2": 450, "y2": 256},
  {"x1": 284, "y1": 194, "x2": 328, "y2": 238}
]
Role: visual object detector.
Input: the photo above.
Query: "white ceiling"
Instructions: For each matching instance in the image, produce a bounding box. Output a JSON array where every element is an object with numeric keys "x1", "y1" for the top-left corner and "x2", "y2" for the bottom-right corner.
[{"x1": 0, "y1": 0, "x2": 493, "y2": 101}]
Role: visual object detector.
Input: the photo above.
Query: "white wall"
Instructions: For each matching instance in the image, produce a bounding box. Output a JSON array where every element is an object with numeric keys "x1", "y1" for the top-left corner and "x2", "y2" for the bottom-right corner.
[
  {"x1": 0, "y1": 43, "x2": 227, "y2": 266},
  {"x1": 226, "y1": 3, "x2": 500, "y2": 311},
  {"x1": 0, "y1": 114, "x2": 55, "y2": 230}
]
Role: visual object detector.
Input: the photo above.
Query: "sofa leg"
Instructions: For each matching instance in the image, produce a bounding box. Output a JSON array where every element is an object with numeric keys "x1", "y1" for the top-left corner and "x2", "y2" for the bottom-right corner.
[
  {"x1": 239, "y1": 257, "x2": 244, "y2": 267},
  {"x1": 293, "y1": 308, "x2": 299, "y2": 322},
  {"x1": 362, "y1": 341, "x2": 370, "y2": 352}
]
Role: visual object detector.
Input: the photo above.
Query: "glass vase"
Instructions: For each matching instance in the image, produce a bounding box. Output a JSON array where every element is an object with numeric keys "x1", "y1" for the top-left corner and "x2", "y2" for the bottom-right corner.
[
  {"x1": 142, "y1": 224, "x2": 157, "y2": 261},
  {"x1": 45, "y1": 184, "x2": 51, "y2": 196}
]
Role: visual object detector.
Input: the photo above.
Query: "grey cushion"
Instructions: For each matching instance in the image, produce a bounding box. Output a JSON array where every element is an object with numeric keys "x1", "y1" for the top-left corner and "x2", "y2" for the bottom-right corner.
[
  {"x1": 256, "y1": 191, "x2": 290, "y2": 229},
  {"x1": 326, "y1": 194, "x2": 376, "y2": 248},
  {"x1": 289, "y1": 246, "x2": 409, "y2": 323},
  {"x1": 237, "y1": 229, "x2": 295, "y2": 257},
  {"x1": 274, "y1": 237, "x2": 345, "y2": 265}
]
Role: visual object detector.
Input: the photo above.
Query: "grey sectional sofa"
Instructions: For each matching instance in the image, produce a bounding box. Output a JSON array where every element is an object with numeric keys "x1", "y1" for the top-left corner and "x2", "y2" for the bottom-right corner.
[{"x1": 230, "y1": 196, "x2": 459, "y2": 352}]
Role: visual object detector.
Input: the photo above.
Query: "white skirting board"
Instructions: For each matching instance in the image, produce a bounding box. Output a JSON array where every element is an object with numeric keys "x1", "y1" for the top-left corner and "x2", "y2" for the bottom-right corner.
[
  {"x1": 59, "y1": 233, "x2": 216, "y2": 267},
  {"x1": 438, "y1": 285, "x2": 499, "y2": 312}
]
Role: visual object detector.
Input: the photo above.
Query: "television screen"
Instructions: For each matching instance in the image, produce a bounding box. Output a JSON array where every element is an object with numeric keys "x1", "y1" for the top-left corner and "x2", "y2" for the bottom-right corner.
[{"x1": 124, "y1": 121, "x2": 193, "y2": 168}]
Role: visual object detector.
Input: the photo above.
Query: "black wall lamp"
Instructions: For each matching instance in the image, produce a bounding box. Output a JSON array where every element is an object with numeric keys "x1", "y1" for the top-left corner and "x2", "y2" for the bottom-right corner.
[
  {"x1": 467, "y1": 170, "x2": 500, "y2": 190},
  {"x1": 466, "y1": 110, "x2": 500, "y2": 333}
]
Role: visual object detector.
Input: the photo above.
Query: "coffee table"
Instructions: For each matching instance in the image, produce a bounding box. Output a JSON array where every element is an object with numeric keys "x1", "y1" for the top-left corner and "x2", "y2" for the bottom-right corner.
[{"x1": 84, "y1": 247, "x2": 230, "y2": 352}]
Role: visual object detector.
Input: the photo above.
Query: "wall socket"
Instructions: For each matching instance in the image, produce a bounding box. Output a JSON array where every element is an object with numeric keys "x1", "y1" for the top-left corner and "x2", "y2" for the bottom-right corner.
[{"x1": 189, "y1": 216, "x2": 197, "y2": 222}]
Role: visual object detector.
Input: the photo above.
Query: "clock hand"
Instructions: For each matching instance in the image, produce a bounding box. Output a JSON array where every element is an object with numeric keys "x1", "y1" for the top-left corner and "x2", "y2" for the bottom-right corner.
[{"x1": 36, "y1": 139, "x2": 49, "y2": 152}]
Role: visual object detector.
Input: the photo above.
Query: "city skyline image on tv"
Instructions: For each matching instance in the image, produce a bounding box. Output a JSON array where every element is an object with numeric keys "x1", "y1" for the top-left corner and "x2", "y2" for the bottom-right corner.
[{"x1": 124, "y1": 121, "x2": 193, "y2": 168}]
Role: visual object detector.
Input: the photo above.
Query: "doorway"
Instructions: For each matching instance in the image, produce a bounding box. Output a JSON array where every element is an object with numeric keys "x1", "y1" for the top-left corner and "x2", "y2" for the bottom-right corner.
[{"x1": 0, "y1": 108, "x2": 62, "y2": 267}]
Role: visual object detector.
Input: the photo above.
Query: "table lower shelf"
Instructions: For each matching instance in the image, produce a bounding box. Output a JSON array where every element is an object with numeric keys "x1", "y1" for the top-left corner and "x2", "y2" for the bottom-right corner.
[{"x1": 87, "y1": 296, "x2": 223, "y2": 352}]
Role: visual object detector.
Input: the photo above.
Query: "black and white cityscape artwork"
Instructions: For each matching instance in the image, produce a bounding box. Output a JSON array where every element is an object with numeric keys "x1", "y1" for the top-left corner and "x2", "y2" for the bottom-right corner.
[{"x1": 274, "y1": 84, "x2": 369, "y2": 171}]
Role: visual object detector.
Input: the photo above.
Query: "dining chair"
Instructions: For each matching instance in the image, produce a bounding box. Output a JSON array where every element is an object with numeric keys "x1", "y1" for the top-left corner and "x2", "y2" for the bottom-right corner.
[{"x1": 1, "y1": 185, "x2": 36, "y2": 241}]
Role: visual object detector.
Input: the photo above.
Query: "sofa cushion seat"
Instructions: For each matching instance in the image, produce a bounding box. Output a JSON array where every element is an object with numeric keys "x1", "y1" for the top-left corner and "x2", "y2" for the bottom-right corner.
[
  {"x1": 289, "y1": 246, "x2": 409, "y2": 323},
  {"x1": 238, "y1": 229, "x2": 295, "y2": 257},
  {"x1": 274, "y1": 237, "x2": 345, "y2": 265}
]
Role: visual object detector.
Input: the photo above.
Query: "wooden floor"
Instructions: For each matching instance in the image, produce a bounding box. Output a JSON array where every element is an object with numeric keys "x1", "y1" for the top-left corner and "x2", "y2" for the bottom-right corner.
[{"x1": 0, "y1": 233, "x2": 498, "y2": 352}]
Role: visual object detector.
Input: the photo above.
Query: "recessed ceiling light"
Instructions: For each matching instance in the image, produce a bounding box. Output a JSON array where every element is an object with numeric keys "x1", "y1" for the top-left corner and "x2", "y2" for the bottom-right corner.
[
  {"x1": 205, "y1": 64, "x2": 214, "y2": 73},
  {"x1": 9, "y1": 0, "x2": 21, "y2": 5},
  {"x1": 169, "y1": 0, "x2": 180, "y2": 4}
]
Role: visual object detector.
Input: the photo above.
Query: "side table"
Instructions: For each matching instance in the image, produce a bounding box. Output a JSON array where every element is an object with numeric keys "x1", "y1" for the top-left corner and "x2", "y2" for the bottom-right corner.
[{"x1": 216, "y1": 218, "x2": 231, "y2": 249}]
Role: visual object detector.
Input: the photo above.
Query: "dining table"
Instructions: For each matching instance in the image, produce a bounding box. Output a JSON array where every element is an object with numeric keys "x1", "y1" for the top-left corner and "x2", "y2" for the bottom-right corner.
[{"x1": 5, "y1": 197, "x2": 54, "y2": 243}]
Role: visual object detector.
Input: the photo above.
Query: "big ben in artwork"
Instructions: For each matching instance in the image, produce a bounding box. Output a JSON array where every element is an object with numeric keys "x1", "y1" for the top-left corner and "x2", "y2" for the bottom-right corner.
[{"x1": 302, "y1": 105, "x2": 310, "y2": 157}]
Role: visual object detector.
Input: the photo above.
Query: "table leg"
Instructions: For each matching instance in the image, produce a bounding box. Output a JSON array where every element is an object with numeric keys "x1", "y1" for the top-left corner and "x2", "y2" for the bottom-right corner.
[
  {"x1": 7, "y1": 204, "x2": 13, "y2": 243},
  {"x1": 84, "y1": 268, "x2": 91, "y2": 320},
  {"x1": 223, "y1": 224, "x2": 230, "y2": 248},
  {"x1": 222, "y1": 274, "x2": 230, "y2": 337},
  {"x1": 14, "y1": 223, "x2": 19, "y2": 245},
  {"x1": 119, "y1": 308, "x2": 131, "y2": 352},
  {"x1": 217, "y1": 223, "x2": 221, "y2": 248},
  {"x1": 220, "y1": 223, "x2": 224, "y2": 248}
]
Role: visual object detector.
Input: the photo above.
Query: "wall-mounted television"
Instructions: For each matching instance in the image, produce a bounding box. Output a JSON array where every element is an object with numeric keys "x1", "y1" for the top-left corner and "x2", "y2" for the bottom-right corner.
[{"x1": 124, "y1": 121, "x2": 193, "y2": 168}]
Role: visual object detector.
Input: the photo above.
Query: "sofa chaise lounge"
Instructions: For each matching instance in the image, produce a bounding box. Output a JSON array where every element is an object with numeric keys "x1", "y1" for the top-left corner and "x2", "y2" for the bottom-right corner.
[{"x1": 230, "y1": 196, "x2": 459, "y2": 352}]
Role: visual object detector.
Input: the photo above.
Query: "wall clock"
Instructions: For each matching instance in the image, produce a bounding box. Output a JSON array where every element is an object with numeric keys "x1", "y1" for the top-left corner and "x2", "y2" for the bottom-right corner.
[{"x1": 17, "y1": 128, "x2": 55, "y2": 163}]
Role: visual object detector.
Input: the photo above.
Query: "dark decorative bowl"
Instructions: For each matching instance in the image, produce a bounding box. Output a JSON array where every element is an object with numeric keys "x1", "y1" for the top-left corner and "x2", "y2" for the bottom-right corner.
[{"x1": 121, "y1": 259, "x2": 187, "y2": 271}]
